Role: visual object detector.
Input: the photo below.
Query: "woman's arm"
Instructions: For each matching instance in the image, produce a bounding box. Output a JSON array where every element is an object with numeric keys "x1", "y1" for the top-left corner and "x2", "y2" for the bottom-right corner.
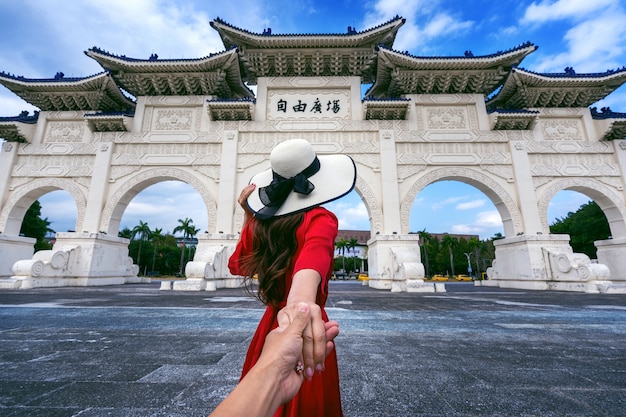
[{"x1": 279, "y1": 268, "x2": 326, "y2": 381}]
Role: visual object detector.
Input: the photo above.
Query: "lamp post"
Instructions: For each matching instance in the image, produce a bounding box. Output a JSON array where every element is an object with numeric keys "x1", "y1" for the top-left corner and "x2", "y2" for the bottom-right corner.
[{"x1": 464, "y1": 252, "x2": 473, "y2": 278}]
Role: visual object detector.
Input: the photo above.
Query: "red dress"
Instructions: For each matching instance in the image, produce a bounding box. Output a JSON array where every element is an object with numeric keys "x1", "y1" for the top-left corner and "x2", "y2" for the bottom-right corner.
[{"x1": 228, "y1": 207, "x2": 343, "y2": 417}]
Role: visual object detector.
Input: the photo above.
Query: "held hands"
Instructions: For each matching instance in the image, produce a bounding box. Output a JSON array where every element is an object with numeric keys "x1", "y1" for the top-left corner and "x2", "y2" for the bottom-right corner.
[{"x1": 277, "y1": 302, "x2": 338, "y2": 381}]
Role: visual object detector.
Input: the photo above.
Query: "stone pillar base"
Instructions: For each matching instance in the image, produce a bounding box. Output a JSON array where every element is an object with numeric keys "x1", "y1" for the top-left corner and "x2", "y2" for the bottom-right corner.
[
  {"x1": 6, "y1": 232, "x2": 139, "y2": 289},
  {"x1": 366, "y1": 234, "x2": 428, "y2": 292},
  {"x1": 486, "y1": 234, "x2": 619, "y2": 293},
  {"x1": 0, "y1": 234, "x2": 35, "y2": 280},
  {"x1": 173, "y1": 233, "x2": 242, "y2": 291},
  {"x1": 596, "y1": 237, "x2": 626, "y2": 282}
]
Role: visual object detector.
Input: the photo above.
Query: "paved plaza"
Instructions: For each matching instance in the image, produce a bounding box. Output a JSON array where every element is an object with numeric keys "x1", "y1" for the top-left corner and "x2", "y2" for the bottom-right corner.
[{"x1": 0, "y1": 281, "x2": 624, "y2": 416}]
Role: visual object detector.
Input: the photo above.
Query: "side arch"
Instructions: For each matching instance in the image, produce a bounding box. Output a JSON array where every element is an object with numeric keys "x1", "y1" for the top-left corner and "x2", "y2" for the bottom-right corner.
[
  {"x1": 100, "y1": 168, "x2": 217, "y2": 235},
  {"x1": 0, "y1": 178, "x2": 86, "y2": 236},
  {"x1": 537, "y1": 178, "x2": 626, "y2": 239},
  {"x1": 355, "y1": 176, "x2": 384, "y2": 235},
  {"x1": 400, "y1": 167, "x2": 523, "y2": 237}
]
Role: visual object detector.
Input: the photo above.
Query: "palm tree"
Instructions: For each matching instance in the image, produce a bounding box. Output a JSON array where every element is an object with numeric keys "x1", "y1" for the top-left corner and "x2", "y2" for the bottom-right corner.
[
  {"x1": 468, "y1": 237, "x2": 481, "y2": 276},
  {"x1": 131, "y1": 220, "x2": 151, "y2": 272},
  {"x1": 335, "y1": 238, "x2": 348, "y2": 271},
  {"x1": 418, "y1": 229, "x2": 432, "y2": 277},
  {"x1": 441, "y1": 234, "x2": 458, "y2": 277},
  {"x1": 187, "y1": 225, "x2": 201, "y2": 262},
  {"x1": 150, "y1": 227, "x2": 164, "y2": 274},
  {"x1": 173, "y1": 217, "x2": 195, "y2": 276}
]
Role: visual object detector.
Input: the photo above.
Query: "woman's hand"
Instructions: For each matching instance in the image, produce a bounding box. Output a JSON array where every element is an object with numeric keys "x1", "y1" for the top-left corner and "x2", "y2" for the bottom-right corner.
[
  {"x1": 238, "y1": 183, "x2": 256, "y2": 224},
  {"x1": 277, "y1": 301, "x2": 328, "y2": 381}
]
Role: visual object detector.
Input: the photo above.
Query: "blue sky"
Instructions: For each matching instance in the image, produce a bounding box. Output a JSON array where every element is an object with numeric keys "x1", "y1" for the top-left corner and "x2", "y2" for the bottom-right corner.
[{"x1": 1, "y1": 0, "x2": 624, "y2": 239}]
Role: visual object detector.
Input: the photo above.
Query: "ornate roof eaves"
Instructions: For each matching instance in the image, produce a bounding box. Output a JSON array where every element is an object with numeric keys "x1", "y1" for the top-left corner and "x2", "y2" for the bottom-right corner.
[
  {"x1": 487, "y1": 67, "x2": 626, "y2": 109},
  {"x1": 375, "y1": 42, "x2": 537, "y2": 69},
  {"x1": 210, "y1": 16, "x2": 405, "y2": 49},
  {"x1": 0, "y1": 72, "x2": 135, "y2": 111},
  {"x1": 85, "y1": 46, "x2": 240, "y2": 72}
]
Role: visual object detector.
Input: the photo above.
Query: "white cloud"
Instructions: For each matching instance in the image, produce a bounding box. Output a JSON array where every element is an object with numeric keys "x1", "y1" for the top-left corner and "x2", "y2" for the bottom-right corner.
[
  {"x1": 521, "y1": 0, "x2": 626, "y2": 72},
  {"x1": 361, "y1": 0, "x2": 473, "y2": 53},
  {"x1": 522, "y1": 0, "x2": 618, "y2": 23},
  {"x1": 456, "y1": 200, "x2": 485, "y2": 210},
  {"x1": 474, "y1": 211, "x2": 503, "y2": 228},
  {"x1": 432, "y1": 195, "x2": 467, "y2": 210}
]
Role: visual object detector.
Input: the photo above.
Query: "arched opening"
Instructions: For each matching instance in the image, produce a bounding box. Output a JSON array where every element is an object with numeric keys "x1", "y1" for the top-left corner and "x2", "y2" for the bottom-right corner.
[
  {"x1": 117, "y1": 180, "x2": 209, "y2": 277},
  {"x1": 36, "y1": 190, "x2": 78, "y2": 248},
  {"x1": 548, "y1": 189, "x2": 611, "y2": 259},
  {"x1": 410, "y1": 180, "x2": 505, "y2": 280},
  {"x1": 324, "y1": 189, "x2": 371, "y2": 277}
]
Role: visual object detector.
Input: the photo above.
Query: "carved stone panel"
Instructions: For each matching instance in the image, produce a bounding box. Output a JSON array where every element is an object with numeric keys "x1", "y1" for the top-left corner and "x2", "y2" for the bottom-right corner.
[
  {"x1": 45, "y1": 122, "x2": 85, "y2": 143},
  {"x1": 540, "y1": 118, "x2": 585, "y2": 141}
]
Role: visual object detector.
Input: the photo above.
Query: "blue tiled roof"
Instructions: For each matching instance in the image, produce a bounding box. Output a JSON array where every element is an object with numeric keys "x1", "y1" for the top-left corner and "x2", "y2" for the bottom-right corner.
[
  {"x1": 0, "y1": 111, "x2": 40, "y2": 123},
  {"x1": 0, "y1": 70, "x2": 106, "y2": 83},
  {"x1": 591, "y1": 107, "x2": 626, "y2": 119},
  {"x1": 86, "y1": 46, "x2": 238, "y2": 63},
  {"x1": 515, "y1": 66, "x2": 626, "y2": 79},
  {"x1": 212, "y1": 15, "x2": 405, "y2": 37},
  {"x1": 376, "y1": 41, "x2": 536, "y2": 60}
]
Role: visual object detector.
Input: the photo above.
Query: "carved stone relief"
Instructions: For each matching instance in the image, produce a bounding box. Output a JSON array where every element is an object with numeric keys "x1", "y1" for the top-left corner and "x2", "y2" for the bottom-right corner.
[
  {"x1": 45, "y1": 122, "x2": 85, "y2": 143},
  {"x1": 541, "y1": 119, "x2": 585, "y2": 141},
  {"x1": 531, "y1": 154, "x2": 619, "y2": 176},
  {"x1": 424, "y1": 107, "x2": 468, "y2": 130},
  {"x1": 153, "y1": 108, "x2": 194, "y2": 131}
]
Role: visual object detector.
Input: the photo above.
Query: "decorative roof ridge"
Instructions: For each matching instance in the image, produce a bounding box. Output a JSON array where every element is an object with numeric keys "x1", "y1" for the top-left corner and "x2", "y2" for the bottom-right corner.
[
  {"x1": 207, "y1": 97, "x2": 256, "y2": 104},
  {"x1": 0, "y1": 110, "x2": 40, "y2": 123},
  {"x1": 212, "y1": 15, "x2": 405, "y2": 37},
  {"x1": 487, "y1": 108, "x2": 540, "y2": 114},
  {"x1": 591, "y1": 107, "x2": 626, "y2": 120},
  {"x1": 85, "y1": 46, "x2": 238, "y2": 63},
  {"x1": 377, "y1": 41, "x2": 536, "y2": 60},
  {"x1": 0, "y1": 70, "x2": 109, "y2": 83},
  {"x1": 513, "y1": 66, "x2": 626, "y2": 79},
  {"x1": 362, "y1": 97, "x2": 411, "y2": 102}
]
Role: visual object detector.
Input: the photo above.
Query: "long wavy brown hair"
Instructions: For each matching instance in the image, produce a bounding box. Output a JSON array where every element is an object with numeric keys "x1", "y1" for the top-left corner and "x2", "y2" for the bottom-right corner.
[{"x1": 239, "y1": 212, "x2": 304, "y2": 307}]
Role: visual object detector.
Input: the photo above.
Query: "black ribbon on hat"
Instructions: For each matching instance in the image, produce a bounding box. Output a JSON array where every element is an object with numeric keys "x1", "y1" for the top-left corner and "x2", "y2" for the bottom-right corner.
[{"x1": 255, "y1": 157, "x2": 320, "y2": 220}]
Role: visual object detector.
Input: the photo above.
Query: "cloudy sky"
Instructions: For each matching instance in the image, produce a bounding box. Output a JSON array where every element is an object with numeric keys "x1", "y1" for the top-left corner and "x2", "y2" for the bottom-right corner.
[{"x1": 1, "y1": 0, "x2": 624, "y2": 239}]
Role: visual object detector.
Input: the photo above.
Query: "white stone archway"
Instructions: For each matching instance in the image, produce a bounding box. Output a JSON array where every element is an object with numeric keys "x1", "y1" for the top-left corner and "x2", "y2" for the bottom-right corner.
[{"x1": 1, "y1": 16, "x2": 625, "y2": 292}]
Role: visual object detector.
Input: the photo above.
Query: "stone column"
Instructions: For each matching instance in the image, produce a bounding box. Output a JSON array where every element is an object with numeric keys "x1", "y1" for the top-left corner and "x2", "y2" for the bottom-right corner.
[
  {"x1": 215, "y1": 131, "x2": 239, "y2": 234},
  {"x1": 508, "y1": 140, "x2": 543, "y2": 234},
  {"x1": 0, "y1": 142, "x2": 18, "y2": 212},
  {"x1": 82, "y1": 143, "x2": 114, "y2": 233},
  {"x1": 379, "y1": 130, "x2": 402, "y2": 234}
]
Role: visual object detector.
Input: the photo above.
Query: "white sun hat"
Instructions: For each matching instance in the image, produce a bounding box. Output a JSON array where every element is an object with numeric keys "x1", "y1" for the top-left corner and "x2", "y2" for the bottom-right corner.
[{"x1": 246, "y1": 139, "x2": 357, "y2": 220}]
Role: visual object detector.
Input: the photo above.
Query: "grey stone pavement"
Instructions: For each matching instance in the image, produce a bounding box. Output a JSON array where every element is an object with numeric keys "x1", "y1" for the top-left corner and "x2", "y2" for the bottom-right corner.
[{"x1": 0, "y1": 281, "x2": 624, "y2": 417}]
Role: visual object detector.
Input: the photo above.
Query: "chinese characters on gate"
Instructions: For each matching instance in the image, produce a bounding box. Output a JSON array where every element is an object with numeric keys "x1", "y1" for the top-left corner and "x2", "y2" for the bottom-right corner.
[
  {"x1": 277, "y1": 98, "x2": 341, "y2": 114},
  {"x1": 269, "y1": 93, "x2": 349, "y2": 119}
]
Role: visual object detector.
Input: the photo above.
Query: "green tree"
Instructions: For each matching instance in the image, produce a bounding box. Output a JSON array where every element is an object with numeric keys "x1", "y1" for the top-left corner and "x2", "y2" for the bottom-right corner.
[
  {"x1": 173, "y1": 217, "x2": 195, "y2": 276},
  {"x1": 335, "y1": 238, "x2": 348, "y2": 271},
  {"x1": 150, "y1": 227, "x2": 164, "y2": 274},
  {"x1": 418, "y1": 229, "x2": 432, "y2": 277},
  {"x1": 441, "y1": 234, "x2": 458, "y2": 277},
  {"x1": 20, "y1": 200, "x2": 55, "y2": 251},
  {"x1": 550, "y1": 201, "x2": 610, "y2": 258},
  {"x1": 131, "y1": 220, "x2": 151, "y2": 273}
]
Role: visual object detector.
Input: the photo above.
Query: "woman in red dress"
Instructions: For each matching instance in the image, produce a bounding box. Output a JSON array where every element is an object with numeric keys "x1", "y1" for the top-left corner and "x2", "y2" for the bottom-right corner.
[{"x1": 228, "y1": 139, "x2": 356, "y2": 417}]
